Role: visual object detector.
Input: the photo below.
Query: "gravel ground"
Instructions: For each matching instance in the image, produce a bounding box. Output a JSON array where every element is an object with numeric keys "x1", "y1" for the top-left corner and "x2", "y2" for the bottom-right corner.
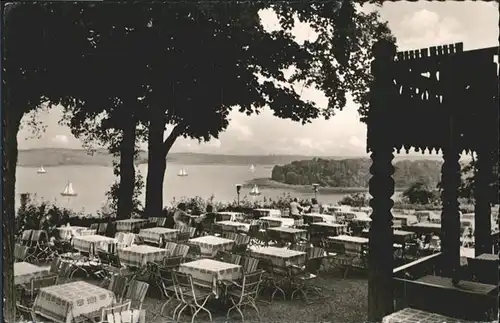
[{"x1": 139, "y1": 272, "x2": 368, "y2": 323}]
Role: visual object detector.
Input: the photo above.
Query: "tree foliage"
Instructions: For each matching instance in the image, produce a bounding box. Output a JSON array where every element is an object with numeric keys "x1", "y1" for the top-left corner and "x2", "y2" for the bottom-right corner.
[
  {"x1": 271, "y1": 158, "x2": 443, "y2": 188},
  {"x1": 457, "y1": 158, "x2": 499, "y2": 205},
  {"x1": 339, "y1": 192, "x2": 370, "y2": 207},
  {"x1": 402, "y1": 181, "x2": 440, "y2": 205}
]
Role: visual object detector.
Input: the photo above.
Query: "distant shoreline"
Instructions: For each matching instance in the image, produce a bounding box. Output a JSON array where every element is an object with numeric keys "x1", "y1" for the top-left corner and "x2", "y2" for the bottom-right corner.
[{"x1": 245, "y1": 177, "x2": 406, "y2": 193}]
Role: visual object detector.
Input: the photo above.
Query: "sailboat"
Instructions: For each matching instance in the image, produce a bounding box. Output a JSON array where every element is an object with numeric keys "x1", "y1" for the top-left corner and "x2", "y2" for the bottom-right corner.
[
  {"x1": 250, "y1": 164, "x2": 256, "y2": 173},
  {"x1": 37, "y1": 166, "x2": 47, "y2": 174},
  {"x1": 249, "y1": 184, "x2": 261, "y2": 196},
  {"x1": 61, "y1": 181, "x2": 77, "y2": 197},
  {"x1": 177, "y1": 168, "x2": 188, "y2": 177}
]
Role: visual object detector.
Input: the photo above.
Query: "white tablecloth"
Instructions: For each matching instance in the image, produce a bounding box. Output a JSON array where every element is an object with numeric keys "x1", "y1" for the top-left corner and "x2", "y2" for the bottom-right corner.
[
  {"x1": 260, "y1": 216, "x2": 295, "y2": 228},
  {"x1": 71, "y1": 235, "x2": 118, "y2": 255},
  {"x1": 188, "y1": 236, "x2": 235, "y2": 255},
  {"x1": 33, "y1": 281, "x2": 115, "y2": 323},
  {"x1": 138, "y1": 227, "x2": 178, "y2": 244},
  {"x1": 179, "y1": 259, "x2": 242, "y2": 297},
  {"x1": 14, "y1": 262, "x2": 49, "y2": 285},
  {"x1": 57, "y1": 226, "x2": 96, "y2": 241},
  {"x1": 118, "y1": 244, "x2": 169, "y2": 267},
  {"x1": 249, "y1": 246, "x2": 306, "y2": 267},
  {"x1": 216, "y1": 221, "x2": 250, "y2": 232},
  {"x1": 115, "y1": 219, "x2": 149, "y2": 232}
]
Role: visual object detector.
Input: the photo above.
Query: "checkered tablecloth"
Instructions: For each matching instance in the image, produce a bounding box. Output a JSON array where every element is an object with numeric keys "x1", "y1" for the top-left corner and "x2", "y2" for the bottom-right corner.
[
  {"x1": 179, "y1": 259, "x2": 242, "y2": 297},
  {"x1": 267, "y1": 227, "x2": 307, "y2": 241},
  {"x1": 217, "y1": 221, "x2": 250, "y2": 232},
  {"x1": 260, "y1": 217, "x2": 295, "y2": 228},
  {"x1": 138, "y1": 227, "x2": 178, "y2": 244},
  {"x1": 118, "y1": 245, "x2": 169, "y2": 268},
  {"x1": 382, "y1": 308, "x2": 477, "y2": 323},
  {"x1": 188, "y1": 236, "x2": 235, "y2": 255},
  {"x1": 33, "y1": 281, "x2": 115, "y2": 323},
  {"x1": 249, "y1": 246, "x2": 306, "y2": 268},
  {"x1": 58, "y1": 226, "x2": 96, "y2": 241},
  {"x1": 115, "y1": 219, "x2": 149, "y2": 232},
  {"x1": 71, "y1": 235, "x2": 118, "y2": 255},
  {"x1": 14, "y1": 262, "x2": 49, "y2": 285}
]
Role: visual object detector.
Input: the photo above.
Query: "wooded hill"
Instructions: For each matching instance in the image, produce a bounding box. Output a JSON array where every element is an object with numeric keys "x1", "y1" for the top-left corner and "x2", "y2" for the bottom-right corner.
[{"x1": 271, "y1": 158, "x2": 443, "y2": 189}]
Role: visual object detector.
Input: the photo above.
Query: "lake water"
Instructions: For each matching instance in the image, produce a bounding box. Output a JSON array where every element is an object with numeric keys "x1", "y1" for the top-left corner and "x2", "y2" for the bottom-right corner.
[{"x1": 16, "y1": 164, "x2": 353, "y2": 214}]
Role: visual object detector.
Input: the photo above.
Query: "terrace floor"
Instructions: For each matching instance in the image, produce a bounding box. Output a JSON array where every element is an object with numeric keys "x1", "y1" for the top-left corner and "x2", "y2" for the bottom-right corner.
[{"x1": 85, "y1": 271, "x2": 368, "y2": 323}]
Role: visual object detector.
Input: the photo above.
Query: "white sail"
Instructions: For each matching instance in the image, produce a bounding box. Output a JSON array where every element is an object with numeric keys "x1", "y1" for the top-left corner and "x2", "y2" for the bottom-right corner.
[
  {"x1": 250, "y1": 165, "x2": 255, "y2": 172},
  {"x1": 250, "y1": 184, "x2": 260, "y2": 196},
  {"x1": 61, "y1": 181, "x2": 77, "y2": 196},
  {"x1": 37, "y1": 166, "x2": 46, "y2": 174},
  {"x1": 178, "y1": 168, "x2": 188, "y2": 176}
]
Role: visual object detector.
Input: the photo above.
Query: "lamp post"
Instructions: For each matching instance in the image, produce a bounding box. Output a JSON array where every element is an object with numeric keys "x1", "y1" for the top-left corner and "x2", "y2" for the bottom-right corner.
[
  {"x1": 235, "y1": 184, "x2": 242, "y2": 206},
  {"x1": 312, "y1": 183, "x2": 320, "y2": 200}
]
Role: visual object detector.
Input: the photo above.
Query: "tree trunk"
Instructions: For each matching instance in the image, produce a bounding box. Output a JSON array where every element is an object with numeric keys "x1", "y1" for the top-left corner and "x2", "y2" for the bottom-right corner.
[
  {"x1": 116, "y1": 116, "x2": 136, "y2": 219},
  {"x1": 3, "y1": 110, "x2": 22, "y2": 323},
  {"x1": 145, "y1": 110, "x2": 167, "y2": 218}
]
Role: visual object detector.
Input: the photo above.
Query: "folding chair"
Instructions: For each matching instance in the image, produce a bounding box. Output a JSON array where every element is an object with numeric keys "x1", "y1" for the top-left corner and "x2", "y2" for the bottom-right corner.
[
  {"x1": 108, "y1": 274, "x2": 130, "y2": 302},
  {"x1": 122, "y1": 280, "x2": 149, "y2": 311},
  {"x1": 97, "y1": 223, "x2": 108, "y2": 236},
  {"x1": 82, "y1": 300, "x2": 131, "y2": 323},
  {"x1": 172, "y1": 271, "x2": 213, "y2": 323},
  {"x1": 14, "y1": 244, "x2": 30, "y2": 262},
  {"x1": 23, "y1": 275, "x2": 58, "y2": 305},
  {"x1": 173, "y1": 244, "x2": 190, "y2": 259},
  {"x1": 226, "y1": 270, "x2": 264, "y2": 321}
]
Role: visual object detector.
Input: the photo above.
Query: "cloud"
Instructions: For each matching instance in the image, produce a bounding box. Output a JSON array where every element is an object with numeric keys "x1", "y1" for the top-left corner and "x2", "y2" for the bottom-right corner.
[
  {"x1": 228, "y1": 118, "x2": 253, "y2": 141},
  {"x1": 398, "y1": 9, "x2": 463, "y2": 50},
  {"x1": 51, "y1": 134, "x2": 69, "y2": 145}
]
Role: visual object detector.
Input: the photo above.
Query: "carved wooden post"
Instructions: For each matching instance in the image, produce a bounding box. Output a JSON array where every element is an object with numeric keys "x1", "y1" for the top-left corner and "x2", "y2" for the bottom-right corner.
[
  {"x1": 367, "y1": 39, "x2": 397, "y2": 322},
  {"x1": 474, "y1": 149, "x2": 493, "y2": 256},
  {"x1": 439, "y1": 57, "x2": 462, "y2": 279}
]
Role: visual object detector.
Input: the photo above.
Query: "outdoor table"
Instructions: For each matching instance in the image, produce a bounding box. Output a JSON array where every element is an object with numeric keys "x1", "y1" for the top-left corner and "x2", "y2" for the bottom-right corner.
[
  {"x1": 118, "y1": 244, "x2": 169, "y2": 268},
  {"x1": 328, "y1": 235, "x2": 368, "y2": 255},
  {"x1": 188, "y1": 236, "x2": 235, "y2": 255},
  {"x1": 260, "y1": 216, "x2": 295, "y2": 228},
  {"x1": 179, "y1": 259, "x2": 242, "y2": 298},
  {"x1": 33, "y1": 281, "x2": 115, "y2": 323},
  {"x1": 253, "y1": 209, "x2": 282, "y2": 219},
  {"x1": 14, "y1": 262, "x2": 49, "y2": 285},
  {"x1": 57, "y1": 226, "x2": 95, "y2": 241},
  {"x1": 267, "y1": 227, "x2": 307, "y2": 242},
  {"x1": 249, "y1": 246, "x2": 306, "y2": 268},
  {"x1": 382, "y1": 307, "x2": 476, "y2": 323},
  {"x1": 310, "y1": 222, "x2": 347, "y2": 236},
  {"x1": 217, "y1": 221, "x2": 250, "y2": 232},
  {"x1": 215, "y1": 212, "x2": 246, "y2": 222},
  {"x1": 138, "y1": 227, "x2": 178, "y2": 244},
  {"x1": 304, "y1": 213, "x2": 337, "y2": 224},
  {"x1": 72, "y1": 235, "x2": 118, "y2": 255},
  {"x1": 115, "y1": 219, "x2": 149, "y2": 232}
]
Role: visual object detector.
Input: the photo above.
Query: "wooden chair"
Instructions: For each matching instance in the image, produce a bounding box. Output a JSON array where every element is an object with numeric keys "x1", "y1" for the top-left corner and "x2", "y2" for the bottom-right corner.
[
  {"x1": 90, "y1": 223, "x2": 100, "y2": 230},
  {"x1": 97, "y1": 223, "x2": 108, "y2": 236},
  {"x1": 108, "y1": 274, "x2": 130, "y2": 301},
  {"x1": 23, "y1": 274, "x2": 58, "y2": 304},
  {"x1": 16, "y1": 302, "x2": 38, "y2": 322},
  {"x1": 172, "y1": 271, "x2": 213, "y2": 323},
  {"x1": 123, "y1": 280, "x2": 149, "y2": 311},
  {"x1": 241, "y1": 256, "x2": 260, "y2": 274},
  {"x1": 173, "y1": 244, "x2": 190, "y2": 259},
  {"x1": 157, "y1": 257, "x2": 183, "y2": 318},
  {"x1": 14, "y1": 244, "x2": 30, "y2": 262},
  {"x1": 226, "y1": 270, "x2": 264, "y2": 321},
  {"x1": 157, "y1": 218, "x2": 167, "y2": 227}
]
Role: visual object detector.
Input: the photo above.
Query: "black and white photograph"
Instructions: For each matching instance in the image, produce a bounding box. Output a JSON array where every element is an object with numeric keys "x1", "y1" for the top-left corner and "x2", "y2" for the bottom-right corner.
[{"x1": 3, "y1": 1, "x2": 499, "y2": 323}]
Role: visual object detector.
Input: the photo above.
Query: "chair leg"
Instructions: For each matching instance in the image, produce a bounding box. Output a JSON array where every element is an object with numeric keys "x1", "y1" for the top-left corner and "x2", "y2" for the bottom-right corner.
[{"x1": 176, "y1": 303, "x2": 189, "y2": 322}]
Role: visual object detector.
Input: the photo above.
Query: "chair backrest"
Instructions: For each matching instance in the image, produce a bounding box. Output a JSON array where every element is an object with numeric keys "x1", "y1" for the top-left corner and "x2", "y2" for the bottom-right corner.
[
  {"x1": 242, "y1": 256, "x2": 260, "y2": 273},
  {"x1": 185, "y1": 243, "x2": 201, "y2": 259},
  {"x1": 172, "y1": 271, "x2": 197, "y2": 302},
  {"x1": 290, "y1": 245, "x2": 308, "y2": 252},
  {"x1": 16, "y1": 303, "x2": 36, "y2": 322},
  {"x1": 30, "y1": 274, "x2": 58, "y2": 295},
  {"x1": 98, "y1": 223, "x2": 108, "y2": 235},
  {"x1": 106, "y1": 309, "x2": 146, "y2": 323},
  {"x1": 124, "y1": 280, "x2": 149, "y2": 308},
  {"x1": 115, "y1": 232, "x2": 126, "y2": 243},
  {"x1": 59, "y1": 261, "x2": 73, "y2": 278},
  {"x1": 14, "y1": 244, "x2": 29, "y2": 262},
  {"x1": 173, "y1": 244, "x2": 190, "y2": 258},
  {"x1": 164, "y1": 241, "x2": 177, "y2": 254},
  {"x1": 247, "y1": 224, "x2": 260, "y2": 236},
  {"x1": 100, "y1": 300, "x2": 131, "y2": 321},
  {"x1": 21, "y1": 230, "x2": 33, "y2": 245},
  {"x1": 241, "y1": 270, "x2": 264, "y2": 298},
  {"x1": 308, "y1": 247, "x2": 325, "y2": 260},
  {"x1": 163, "y1": 255, "x2": 183, "y2": 268},
  {"x1": 31, "y1": 230, "x2": 48, "y2": 244},
  {"x1": 186, "y1": 226, "x2": 196, "y2": 238},
  {"x1": 108, "y1": 253, "x2": 122, "y2": 268},
  {"x1": 90, "y1": 223, "x2": 99, "y2": 230},
  {"x1": 98, "y1": 251, "x2": 111, "y2": 266},
  {"x1": 157, "y1": 218, "x2": 167, "y2": 227},
  {"x1": 176, "y1": 231, "x2": 190, "y2": 242},
  {"x1": 108, "y1": 274, "x2": 129, "y2": 299},
  {"x1": 235, "y1": 234, "x2": 251, "y2": 246},
  {"x1": 223, "y1": 232, "x2": 238, "y2": 241},
  {"x1": 49, "y1": 257, "x2": 62, "y2": 274}
]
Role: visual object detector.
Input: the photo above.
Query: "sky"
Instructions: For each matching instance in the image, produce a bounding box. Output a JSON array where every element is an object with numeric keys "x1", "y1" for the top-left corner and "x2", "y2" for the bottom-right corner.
[{"x1": 17, "y1": 2, "x2": 499, "y2": 156}]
